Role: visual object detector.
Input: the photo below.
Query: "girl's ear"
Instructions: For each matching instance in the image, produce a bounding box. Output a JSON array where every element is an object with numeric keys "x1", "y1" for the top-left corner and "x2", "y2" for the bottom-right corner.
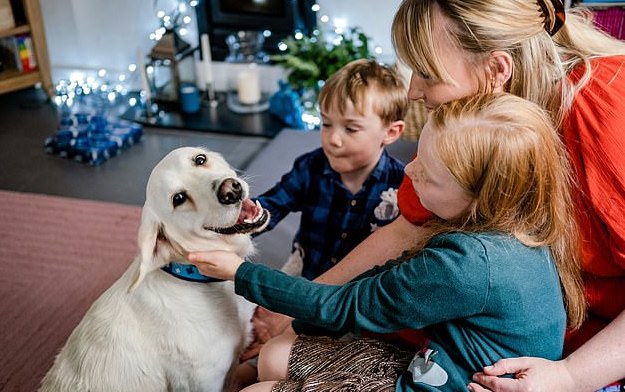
[
  {"x1": 382, "y1": 120, "x2": 405, "y2": 146},
  {"x1": 488, "y1": 50, "x2": 513, "y2": 92}
]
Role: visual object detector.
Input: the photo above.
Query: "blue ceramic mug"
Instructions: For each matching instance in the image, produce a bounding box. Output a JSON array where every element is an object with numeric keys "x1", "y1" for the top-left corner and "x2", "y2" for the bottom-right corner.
[{"x1": 180, "y1": 83, "x2": 201, "y2": 113}]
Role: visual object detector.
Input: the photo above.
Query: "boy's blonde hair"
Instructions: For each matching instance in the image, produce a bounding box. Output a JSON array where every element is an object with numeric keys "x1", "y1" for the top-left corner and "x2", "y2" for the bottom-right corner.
[
  {"x1": 318, "y1": 59, "x2": 408, "y2": 125},
  {"x1": 391, "y1": 0, "x2": 625, "y2": 129},
  {"x1": 409, "y1": 93, "x2": 586, "y2": 328}
]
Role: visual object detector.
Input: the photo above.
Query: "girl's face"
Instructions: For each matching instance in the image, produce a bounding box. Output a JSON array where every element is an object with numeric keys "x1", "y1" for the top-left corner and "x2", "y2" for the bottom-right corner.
[
  {"x1": 407, "y1": 6, "x2": 482, "y2": 110},
  {"x1": 405, "y1": 122, "x2": 473, "y2": 220}
]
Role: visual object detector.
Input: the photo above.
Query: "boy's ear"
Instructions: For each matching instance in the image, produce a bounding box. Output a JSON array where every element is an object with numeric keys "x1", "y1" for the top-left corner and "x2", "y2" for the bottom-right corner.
[{"x1": 382, "y1": 120, "x2": 405, "y2": 146}]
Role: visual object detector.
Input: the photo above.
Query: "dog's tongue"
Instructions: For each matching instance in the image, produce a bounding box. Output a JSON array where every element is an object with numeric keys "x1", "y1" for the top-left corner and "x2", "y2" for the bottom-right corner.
[{"x1": 236, "y1": 199, "x2": 259, "y2": 224}]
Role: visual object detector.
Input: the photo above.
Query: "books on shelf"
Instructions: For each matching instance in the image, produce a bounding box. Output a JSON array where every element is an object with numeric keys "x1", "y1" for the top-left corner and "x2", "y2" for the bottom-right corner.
[
  {"x1": 0, "y1": 33, "x2": 36, "y2": 74},
  {"x1": 16, "y1": 34, "x2": 36, "y2": 71},
  {"x1": 593, "y1": 6, "x2": 625, "y2": 40}
]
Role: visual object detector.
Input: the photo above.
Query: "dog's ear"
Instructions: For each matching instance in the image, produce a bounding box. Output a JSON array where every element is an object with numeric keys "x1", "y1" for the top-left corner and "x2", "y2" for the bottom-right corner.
[{"x1": 128, "y1": 204, "x2": 166, "y2": 292}]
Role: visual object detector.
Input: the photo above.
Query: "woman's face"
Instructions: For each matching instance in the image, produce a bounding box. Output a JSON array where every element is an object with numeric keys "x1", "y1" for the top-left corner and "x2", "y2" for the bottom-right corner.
[{"x1": 407, "y1": 6, "x2": 482, "y2": 110}]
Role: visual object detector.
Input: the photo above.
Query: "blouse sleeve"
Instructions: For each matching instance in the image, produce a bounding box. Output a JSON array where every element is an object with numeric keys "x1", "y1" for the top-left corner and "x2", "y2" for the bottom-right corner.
[
  {"x1": 564, "y1": 57, "x2": 625, "y2": 273},
  {"x1": 397, "y1": 172, "x2": 433, "y2": 225}
]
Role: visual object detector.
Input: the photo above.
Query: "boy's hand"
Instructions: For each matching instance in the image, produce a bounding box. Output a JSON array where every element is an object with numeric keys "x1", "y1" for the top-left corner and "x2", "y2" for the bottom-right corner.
[
  {"x1": 254, "y1": 306, "x2": 294, "y2": 339},
  {"x1": 187, "y1": 251, "x2": 244, "y2": 281}
]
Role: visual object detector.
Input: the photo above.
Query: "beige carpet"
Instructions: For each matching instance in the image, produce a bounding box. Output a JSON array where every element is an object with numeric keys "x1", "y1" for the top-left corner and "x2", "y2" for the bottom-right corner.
[{"x1": 0, "y1": 190, "x2": 141, "y2": 391}]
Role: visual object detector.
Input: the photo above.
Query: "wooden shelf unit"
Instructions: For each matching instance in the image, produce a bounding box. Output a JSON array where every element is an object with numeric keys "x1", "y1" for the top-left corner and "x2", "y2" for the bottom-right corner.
[{"x1": 0, "y1": 0, "x2": 51, "y2": 97}]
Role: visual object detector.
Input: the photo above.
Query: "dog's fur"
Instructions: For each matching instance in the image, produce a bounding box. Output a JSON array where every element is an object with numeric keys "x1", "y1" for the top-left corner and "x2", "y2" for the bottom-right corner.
[{"x1": 39, "y1": 147, "x2": 269, "y2": 392}]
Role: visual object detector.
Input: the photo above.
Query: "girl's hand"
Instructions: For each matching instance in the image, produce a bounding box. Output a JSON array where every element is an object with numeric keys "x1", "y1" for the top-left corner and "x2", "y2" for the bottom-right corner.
[{"x1": 186, "y1": 250, "x2": 245, "y2": 281}]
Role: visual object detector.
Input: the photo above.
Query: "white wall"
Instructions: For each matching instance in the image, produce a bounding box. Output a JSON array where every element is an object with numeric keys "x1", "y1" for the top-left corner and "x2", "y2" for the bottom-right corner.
[
  {"x1": 40, "y1": 0, "x2": 185, "y2": 89},
  {"x1": 39, "y1": 0, "x2": 402, "y2": 91}
]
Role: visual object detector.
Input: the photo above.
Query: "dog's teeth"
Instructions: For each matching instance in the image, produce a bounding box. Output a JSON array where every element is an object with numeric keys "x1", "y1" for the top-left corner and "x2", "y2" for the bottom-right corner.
[
  {"x1": 255, "y1": 201, "x2": 264, "y2": 220},
  {"x1": 240, "y1": 201, "x2": 264, "y2": 225}
]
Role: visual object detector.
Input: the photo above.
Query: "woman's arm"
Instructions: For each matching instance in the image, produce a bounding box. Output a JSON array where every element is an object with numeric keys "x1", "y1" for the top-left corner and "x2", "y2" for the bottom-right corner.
[{"x1": 469, "y1": 309, "x2": 625, "y2": 392}]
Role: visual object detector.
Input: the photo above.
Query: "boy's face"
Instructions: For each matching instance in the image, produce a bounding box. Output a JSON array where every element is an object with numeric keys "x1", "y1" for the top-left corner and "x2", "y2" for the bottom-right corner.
[{"x1": 320, "y1": 98, "x2": 390, "y2": 176}]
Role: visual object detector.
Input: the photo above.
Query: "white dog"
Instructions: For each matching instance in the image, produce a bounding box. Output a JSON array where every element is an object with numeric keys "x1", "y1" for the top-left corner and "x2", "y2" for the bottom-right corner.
[{"x1": 39, "y1": 147, "x2": 269, "y2": 392}]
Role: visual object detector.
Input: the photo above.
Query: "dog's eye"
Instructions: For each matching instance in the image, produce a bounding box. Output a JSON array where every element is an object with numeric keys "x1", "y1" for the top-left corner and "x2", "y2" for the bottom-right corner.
[
  {"x1": 172, "y1": 192, "x2": 187, "y2": 207},
  {"x1": 194, "y1": 154, "x2": 207, "y2": 166}
]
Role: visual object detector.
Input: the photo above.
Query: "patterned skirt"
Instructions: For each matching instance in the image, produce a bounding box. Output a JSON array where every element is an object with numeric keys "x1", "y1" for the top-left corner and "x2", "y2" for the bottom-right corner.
[{"x1": 270, "y1": 335, "x2": 413, "y2": 392}]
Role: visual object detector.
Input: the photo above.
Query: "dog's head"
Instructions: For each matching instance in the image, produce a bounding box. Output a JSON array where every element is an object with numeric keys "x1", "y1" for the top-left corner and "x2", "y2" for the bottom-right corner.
[{"x1": 130, "y1": 146, "x2": 269, "y2": 290}]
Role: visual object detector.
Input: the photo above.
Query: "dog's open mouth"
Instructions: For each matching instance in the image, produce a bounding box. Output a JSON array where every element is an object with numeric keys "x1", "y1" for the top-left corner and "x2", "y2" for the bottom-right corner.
[{"x1": 205, "y1": 199, "x2": 269, "y2": 235}]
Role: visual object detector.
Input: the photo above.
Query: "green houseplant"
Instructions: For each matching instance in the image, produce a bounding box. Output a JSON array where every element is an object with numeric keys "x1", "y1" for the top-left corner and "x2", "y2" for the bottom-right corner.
[
  {"x1": 267, "y1": 26, "x2": 376, "y2": 129},
  {"x1": 270, "y1": 26, "x2": 376, "y2": 92}
]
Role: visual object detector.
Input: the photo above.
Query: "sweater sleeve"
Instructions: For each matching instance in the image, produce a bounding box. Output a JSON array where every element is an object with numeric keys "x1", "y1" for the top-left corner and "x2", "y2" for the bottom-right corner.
[{"x1": 235, "y1": 233, "x2": 490, "y2": 334}]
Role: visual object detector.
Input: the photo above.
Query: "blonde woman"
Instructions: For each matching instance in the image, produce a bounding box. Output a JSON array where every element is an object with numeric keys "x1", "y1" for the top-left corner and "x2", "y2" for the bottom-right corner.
[{"x1": 189, "y1": 93, "x2": 585, "y2": 391}]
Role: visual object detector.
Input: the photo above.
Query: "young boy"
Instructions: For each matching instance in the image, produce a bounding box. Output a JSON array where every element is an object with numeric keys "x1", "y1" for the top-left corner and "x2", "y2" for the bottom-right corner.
[{"x1": 254, "y1": 58, "x2": 408, "y2": 279}]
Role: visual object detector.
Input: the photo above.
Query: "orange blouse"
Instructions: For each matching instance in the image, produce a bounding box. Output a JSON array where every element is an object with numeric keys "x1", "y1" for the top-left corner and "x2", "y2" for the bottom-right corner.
[{"x1": 561, "y1": 55, "x2": 625, "y2": 354}]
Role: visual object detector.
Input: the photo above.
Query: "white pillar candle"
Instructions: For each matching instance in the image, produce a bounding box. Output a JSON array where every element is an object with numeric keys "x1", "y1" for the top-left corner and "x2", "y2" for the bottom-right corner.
[
  {"x1": 194, "y1": 57, "x2": 207, "y2": 88},
  {"x1": 136, "y1": 48, "x2": 152, "y2": 104},
  {"x1": 200, "y1": 33, "x2": 213, "y2": 85},
  {"x1": 237, "y1": 64, "x2": 261, "y2": 105}
]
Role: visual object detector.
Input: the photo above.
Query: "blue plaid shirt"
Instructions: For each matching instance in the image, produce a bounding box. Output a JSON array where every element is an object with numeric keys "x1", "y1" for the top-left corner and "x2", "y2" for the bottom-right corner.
[{"x1": 254, "y1": 147, "x2": 405, "y2": 279}]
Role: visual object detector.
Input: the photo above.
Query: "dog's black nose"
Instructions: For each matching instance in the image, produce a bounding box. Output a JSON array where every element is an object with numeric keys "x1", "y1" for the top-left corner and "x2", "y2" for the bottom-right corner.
[{"x1": 218, "y1": 178, "x2": 243, "y2": 205}]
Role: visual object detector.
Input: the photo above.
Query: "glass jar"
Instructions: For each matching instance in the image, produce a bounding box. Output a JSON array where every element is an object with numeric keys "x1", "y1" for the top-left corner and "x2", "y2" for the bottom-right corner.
[{"x1": 224, "y1": 30, "x2": 270, "y2": 113}]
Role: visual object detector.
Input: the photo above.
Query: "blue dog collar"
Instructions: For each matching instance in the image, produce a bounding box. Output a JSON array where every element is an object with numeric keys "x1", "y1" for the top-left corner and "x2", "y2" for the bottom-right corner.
[{"x1": 161, "y1": 262, "x2": 224, "y2": 283}]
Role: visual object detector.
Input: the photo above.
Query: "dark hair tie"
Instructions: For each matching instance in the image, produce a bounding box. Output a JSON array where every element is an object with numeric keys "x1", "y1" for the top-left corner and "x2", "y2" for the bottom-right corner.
[{"x1": 537, "y1": 0, "x2": 566, "y2": 36}]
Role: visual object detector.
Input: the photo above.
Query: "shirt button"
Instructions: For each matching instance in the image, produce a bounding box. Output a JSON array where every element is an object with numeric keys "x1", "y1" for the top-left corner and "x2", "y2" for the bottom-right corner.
[
  {"x1": 341, "y1": 232, "x2": 347, "y2": 239},
  {"x1": 351, "y1": 199, "x2": 357, "y2": 207},
  {"x1": 331, "y1": 257, "x2": 337, "y2": 264}
]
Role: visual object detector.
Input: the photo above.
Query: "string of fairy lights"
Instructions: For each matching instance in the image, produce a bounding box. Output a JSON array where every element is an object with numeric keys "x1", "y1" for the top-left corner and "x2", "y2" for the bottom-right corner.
[
  {"x1": 53, "y1": 0, "x2": 199, "y2": 113},
  {"x1": 51, "y1": 0, "x2": 383, "y2": 114}
]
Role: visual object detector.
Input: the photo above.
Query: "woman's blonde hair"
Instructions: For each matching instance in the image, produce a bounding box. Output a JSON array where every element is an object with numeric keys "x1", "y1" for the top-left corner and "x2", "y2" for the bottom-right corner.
[
  {"x1": 318, "y1": 59, "x2": 409, "y2": 124},
  {"x1": 391, "y1": 0, "x2": 625, "y2": 129},
  {"x1": 407, "y1": 93, "x2": 586, "y2": 328}
]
